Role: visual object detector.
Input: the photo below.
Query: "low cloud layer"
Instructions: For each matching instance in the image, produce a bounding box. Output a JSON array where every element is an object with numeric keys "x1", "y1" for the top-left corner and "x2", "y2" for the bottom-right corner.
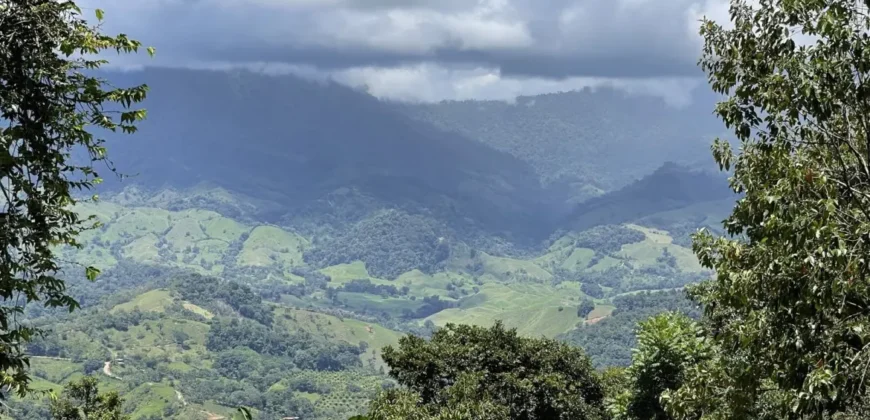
[{"x1": 83, "y1": 0, "x2": 732, "y2": 102}]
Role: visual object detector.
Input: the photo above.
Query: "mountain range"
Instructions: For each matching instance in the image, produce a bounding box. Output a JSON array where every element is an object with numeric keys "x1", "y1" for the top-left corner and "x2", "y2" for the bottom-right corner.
[
  {"x1": 97, "y1": 68, "x2": 730, "y2": 248},
  {"x1": 8, "y1": 67, "x2": 745, "y2": 420}
]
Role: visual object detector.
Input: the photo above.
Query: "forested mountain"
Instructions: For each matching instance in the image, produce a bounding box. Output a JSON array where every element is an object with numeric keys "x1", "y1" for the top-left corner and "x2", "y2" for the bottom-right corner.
[
  {"x1": 98, "y1": 68, "x2": 557, "y2": 243},
  {"x1": 9, "y1": 0, "x2": 870, "y2": 418},
  {"x1": 15, "y1": 67, "x2": 739, "y2": 419},
  {"x1": 567, "y1": 162, "x2": 733, "y2": 231},
  {"x1": 96, "y1": 68, "x2": 732, "y2": 246},
  {"x1": 397, "y1": 88, "x2": 727, "y2": 201}
]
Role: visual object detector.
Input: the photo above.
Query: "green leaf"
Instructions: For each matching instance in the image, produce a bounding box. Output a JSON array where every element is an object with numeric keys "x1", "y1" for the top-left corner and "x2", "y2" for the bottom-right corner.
[
  {"x1": 147, "y1": 46, "x2": 156, "y2": 57},
  {"x1": 95, "y1": 9, "x2": 104, "y2": 21},
  {"x1": 85, "y1": 266, "x2": 101, "y2": 281}
]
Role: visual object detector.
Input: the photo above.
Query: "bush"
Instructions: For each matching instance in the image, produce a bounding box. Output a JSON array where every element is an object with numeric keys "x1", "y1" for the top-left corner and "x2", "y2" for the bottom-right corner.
[{"x1": 577, "y1": 300, "x2": 596, "y2": 318}]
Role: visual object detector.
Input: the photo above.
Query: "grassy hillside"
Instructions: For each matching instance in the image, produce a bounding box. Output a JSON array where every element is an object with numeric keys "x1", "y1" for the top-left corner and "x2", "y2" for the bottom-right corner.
[
  {"x1": 20, "y1": 184, "x2": 729, "y2": 418},
  {"x1": 16, "y1": 275, "x2": 401, "y2": 420},
  {"x1": 65, "y1": 192, "x2": 713, "y2": 339}
]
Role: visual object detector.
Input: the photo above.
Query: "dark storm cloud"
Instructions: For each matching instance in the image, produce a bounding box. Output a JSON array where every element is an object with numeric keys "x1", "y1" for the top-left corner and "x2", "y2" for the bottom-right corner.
[{"x1": 82, "y1": 0, "x2": 729, "y2": 79}]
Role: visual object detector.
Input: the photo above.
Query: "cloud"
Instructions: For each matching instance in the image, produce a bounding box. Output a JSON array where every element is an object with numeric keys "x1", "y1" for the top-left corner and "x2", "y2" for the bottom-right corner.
[
  {"x1": 83, "y1": 0, "x2": 732, "y2": 101},
  {"x1": 333, "y1": 63, "x2": 702, "y2": 106},
  {"x1": 85, "y1": 0, "x2": 730, "y2": 74}
]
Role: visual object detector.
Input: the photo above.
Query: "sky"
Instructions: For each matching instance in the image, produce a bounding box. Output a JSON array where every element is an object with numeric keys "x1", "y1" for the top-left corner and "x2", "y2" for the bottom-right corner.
[{"x1": 82, "y1": 0, "x2": 732, "y2": 104}]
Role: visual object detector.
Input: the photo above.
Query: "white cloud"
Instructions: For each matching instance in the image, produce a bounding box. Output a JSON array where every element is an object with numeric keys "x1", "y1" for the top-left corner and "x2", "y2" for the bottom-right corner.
[
  {"x1": 332, "y1": 63, "x2": 701, "y2": 105},
  {"x1": 311, "y1": 7, "x2": 532, "y2": 53}
]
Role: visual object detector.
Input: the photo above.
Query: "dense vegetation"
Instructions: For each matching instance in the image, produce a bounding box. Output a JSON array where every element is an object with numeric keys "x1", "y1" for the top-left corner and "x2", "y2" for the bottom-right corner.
[
  {"x1": 568, "y1": 163, "x2": 732, "y2": 231},
  {"x1": 560, "y1": 290, "x2": 700, "y2": 367},
  {"x1": 397, "y1": 90, "x2": 724, "y2": 194},
  {"x1": 0, "y1": 184, "x2": 719, "y2": 418},
  {"x1": 12, "y1": 0, "x2": 864, "y2": 418},
  {"x1": 0, "y1": 0, "x2": 152, "y2": 396},
  {"x1": 360, "y1": 322, "x2": 606, "y2": 420},
  {"x1": 11, "y1": 272, "x2": 387, "y2": 419},
  {"x1": 572, "y1": 225, "x2": 645, "y2": 254},
  {"x1": 352, "y1": 0, "x2": 870, "y2": 419},
  {"x1": 99, "y1": 67, "x2": 557, "y2": 246},
  {"x1": 305, "y1": 210, "x2": 450, "y2": 279}
]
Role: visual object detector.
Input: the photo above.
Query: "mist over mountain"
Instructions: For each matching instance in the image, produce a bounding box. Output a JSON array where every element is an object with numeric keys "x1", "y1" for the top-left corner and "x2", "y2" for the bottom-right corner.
[
  {"x1": 95, "y1": 67, "x2": 730, "y2": 250},
  {"x1": 567, "y1": 162, "x2": 733, "y2": 231},
  {"x1": 396, "y1": 87, "x2": 727, "y2": 201},
  {"x1": 99, "y1": 68, "x2": 557, "y2": 243}
]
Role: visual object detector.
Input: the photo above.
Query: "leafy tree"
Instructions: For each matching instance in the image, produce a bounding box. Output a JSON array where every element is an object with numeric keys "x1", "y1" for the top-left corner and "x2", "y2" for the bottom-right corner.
[
  {"x1": 560, "y1": 290, "x2": 700, "y2": 368},
  {"x1": 610, "y1": 313, "x2": 711, "y2": 420},
  {"x1": 377, "y1": 321, "x2": 606, "y2": 420},
  {"x1": 581, "y1": 282, "x2": 604, "y2": 299},
  {"x1": 578, "y1": 299, "x2": 596, "y2": 318},
  {"x1": 0, "y1": 0, "x2": 150, "y2": 394},
  {"x1": 49, "y1": 376, "x2": 128, "y2": 420},
  {"x1": 360, "y1": 374, "x2": 510, "y2": 420},
  {"x1": 686, "y1": 0, "x2": 870, "y2": 415}
]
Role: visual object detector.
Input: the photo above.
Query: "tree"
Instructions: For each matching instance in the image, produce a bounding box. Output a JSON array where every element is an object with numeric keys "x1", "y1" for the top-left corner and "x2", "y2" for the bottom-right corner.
[
  {"x1": 687, "y1": 0, "x2": 870, "y2": 415},
  {"x1": 610, "y1": 313, "x2": 711, "y2": 420},
  {"x1": 578, "y1": 299, "x2": 596, "y2": 319},
  {"x1": 0, "y1": 0, "x2": 150, "y2": 395},
  {"x1": 358, "y1": 374, "x2": 510, "y2": 420},
  {"x1": 50, "y1": 376, "x2": 128, "y2": 420},
  {"x1": 372, "y1": 321, "x2": 607, "y2": 420}
]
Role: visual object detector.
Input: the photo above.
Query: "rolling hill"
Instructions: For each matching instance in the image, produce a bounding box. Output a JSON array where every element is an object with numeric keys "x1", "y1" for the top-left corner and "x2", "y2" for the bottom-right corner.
[
  {"x1": 567, "y1": 162, "x2": 734, "y2": 232},
  {"x1": 96, "y1": 68, "x2": 557, "y2": 243},
  {"x1": 11, "y1": 172, "x2": 731, "y2": 419},
  {"x1": 10, "y1": 67, "x2": 743, "y2": 419},
  {"x1": 63, "y1": 187, "x2": 716, "y2": 336},
  {"x1": 15, "y1": 273, "x2": 401, "y2": 420},
  {"x1": 397, "y1": 88, "x2": 728, "y2": 201}
]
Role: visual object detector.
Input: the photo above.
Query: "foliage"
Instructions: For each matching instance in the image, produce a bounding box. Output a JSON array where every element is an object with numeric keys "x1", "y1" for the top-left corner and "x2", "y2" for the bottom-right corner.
[
  {"x1": 576, "y1": 266, "x2": 707, "y2": 295},
  {"x1": 682, "y1": 0, "x2": 870, "y2": 415},
  {"x1": 172, "y1": 273, "x2": 272, "y2": 325},
  {"x1": 573, "y1": 225, "x2": 645, "y2": 254},
  {"x1": 0, "y1": 0, "x2": 150, "y2": 394},
  {"x1": 340, "y1": 279, "x2": 407, "y2": 297},
  {"x1": 407, "y1": 295, "x2": 456, "y2": 319},
  {"x1": 577, "y1": 299, "x2": 596, "y2": 319},
  {"x1": 49, "y1": 376, "x2": 128, "y2": 420},
  {"x1": 569, "y1": 163, "x2": 731, "y2": 231},
  {"x1": 379, "y1": 321, "x2": 607, "y2": 420},
  {"x1": 360, "y1": 374, "x2": 510, "y2": 420},
  {"x1": 305, "y1": 210, "x2": 450, "y2": 279},
  {"x1": 560, "y1": 290, "x2": 700, "y2": 367},
  {"x1": 581, "y1": 282, "x2": 605, "y2": 299},
  {"x1": 611, "y1": 313, "x2": 711, "y2": 420},
  {"x1": 398, "y1": 90, "x2": 721, "y2": 192},
  {"x1": 206, "y1": 317, "x2": 362, "y2": 371}
]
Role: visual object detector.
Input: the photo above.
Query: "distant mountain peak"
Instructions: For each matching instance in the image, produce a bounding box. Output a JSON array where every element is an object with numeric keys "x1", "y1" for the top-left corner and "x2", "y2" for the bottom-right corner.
[{"x1": 568, "y1": 162, "x2": 732, "y2": 231}]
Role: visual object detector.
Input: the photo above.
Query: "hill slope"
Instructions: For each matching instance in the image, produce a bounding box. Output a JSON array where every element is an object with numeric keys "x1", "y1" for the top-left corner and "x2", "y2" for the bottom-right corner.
[
  {"x1": 397, "y1": 88, "x2": 727, "y2": 199},
  {"x1": 17, "y1": 273, "x2": 401, "y2": 420},
  {"x1": 567, "y1": 162, "x2": 734, "y2": 231},
  {"x1": 98, "y1": 68, "x2": 556, "y2": 242}
]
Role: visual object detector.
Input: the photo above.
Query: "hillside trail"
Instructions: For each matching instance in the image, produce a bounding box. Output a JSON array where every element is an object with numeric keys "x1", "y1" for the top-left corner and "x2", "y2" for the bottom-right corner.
[
  {"x1": 31, "y1": 356, "x2": 72, "y2": 361},
  {"x1": 201, "y1": 411, "x2": 225, "y2": 420},
  {"x1": 176, "y1": 389, "x2": 187, "y2": 406},
  {"x1": 585, "y1": 316, "x2": 607, "y2": 325}
]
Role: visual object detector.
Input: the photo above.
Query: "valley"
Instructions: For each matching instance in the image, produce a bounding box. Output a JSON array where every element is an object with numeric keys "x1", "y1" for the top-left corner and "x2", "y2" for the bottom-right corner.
[
  {"x1": 4, "y1": 68, "x2": 732, "y2": 420},
  {"x1": 6, "y1": 1, "x2": 867, "y2": 418},
  {"x1": 10, "y1": 172, "x2": 726, "y2": 419}
]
